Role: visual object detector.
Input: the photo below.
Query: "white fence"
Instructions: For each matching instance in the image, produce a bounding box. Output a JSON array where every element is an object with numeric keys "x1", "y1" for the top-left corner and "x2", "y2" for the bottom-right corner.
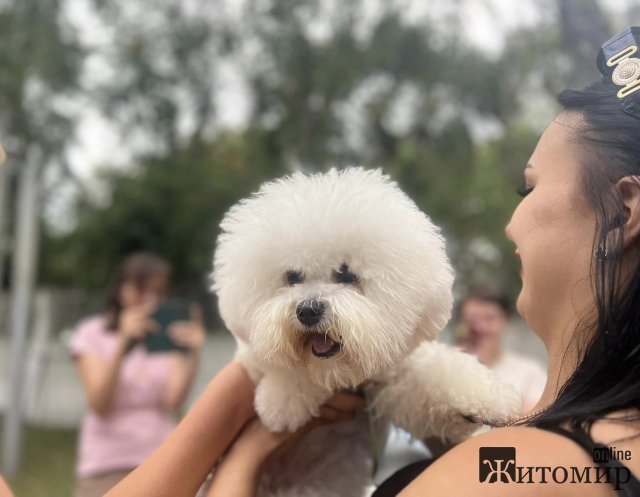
[{"x1": 0, "y1": 288, "x2": 236, "y2": 429}]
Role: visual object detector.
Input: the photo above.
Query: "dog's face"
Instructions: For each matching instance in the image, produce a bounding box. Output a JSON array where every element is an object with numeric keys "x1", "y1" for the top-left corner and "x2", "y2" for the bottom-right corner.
[{"x1": 213, "y1": 168, "x2": 454, "y2": 389}]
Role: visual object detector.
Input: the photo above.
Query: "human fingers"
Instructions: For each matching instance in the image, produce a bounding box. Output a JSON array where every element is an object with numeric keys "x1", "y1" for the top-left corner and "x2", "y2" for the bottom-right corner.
[
  {"x1": 317, "y1": 405, "x2": 360, "y2": 423},
  {"x1": 144, "y1": 318, "x2": 159, "y2": 334},
  {"x1": 169, "y1": 323, "x2": 205, "y2": 349},
  {"x1": 168, "y1": 323, "x2": 191, "y2": 345},
  {"x1": 323, "y1": 391, "x2": 366, "y2": 413},
  {"x1": 189, "y1": 303, "x2": 204, "y2": 325},
  {"x1": 232, "y1": 418, "x2": 290, "y2": 457},
  {"x1": 119, "y1": 309, "x2": 148, "y2": 339},
  {"x1": 316, "y1": 391, "x2": 366, "y2": 423},
  {"x1": 135, "y1": 301, "x2": 157, "y2": 317},
  {"x1": 125, "y1": 317, "x2": 157, "y2": 340}
]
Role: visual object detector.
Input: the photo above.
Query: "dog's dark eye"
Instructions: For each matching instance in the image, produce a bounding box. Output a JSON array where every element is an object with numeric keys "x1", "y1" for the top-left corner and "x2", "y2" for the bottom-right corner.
[
  {"x1": 333, "y1": 263, "x2": 358, "y2": 285},
  {"x1": 286, "y1": 270, "x2": 304, "y2": 286}
]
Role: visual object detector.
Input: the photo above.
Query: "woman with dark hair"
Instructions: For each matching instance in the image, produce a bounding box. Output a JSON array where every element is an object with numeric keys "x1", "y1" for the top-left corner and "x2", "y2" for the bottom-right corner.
[
  {"x1": 106, "y1": 27, "x2": 640, "y2": 497},
  {"x1": 70, "y1": 251, "x2": 205, "y2": 497}
]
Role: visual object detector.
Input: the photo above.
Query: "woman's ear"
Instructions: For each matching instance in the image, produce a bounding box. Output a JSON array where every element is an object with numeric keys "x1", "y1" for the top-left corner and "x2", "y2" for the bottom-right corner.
[{"x1": 616, "y1": 176, "x2": 640, "y2": 249}]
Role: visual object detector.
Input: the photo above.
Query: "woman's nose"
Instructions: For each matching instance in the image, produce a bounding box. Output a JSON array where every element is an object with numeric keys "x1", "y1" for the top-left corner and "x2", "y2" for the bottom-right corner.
[{"x1": 504, "y1": 220, "x2": 513, "y2": 242}]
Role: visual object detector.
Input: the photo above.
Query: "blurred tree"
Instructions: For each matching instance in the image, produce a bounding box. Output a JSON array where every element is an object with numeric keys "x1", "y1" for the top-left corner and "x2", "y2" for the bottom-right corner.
[
  {"x1": 83, "y1": 0, "x2": 231, "y2": 155},
  {"x1": 0, "y1": 0, "x2": 83, "y2": 290},
  {"x1": 0, "y1": 0, "x2": 85, "y2": 476},
  {"x1": 0, "y1": 0, "x2": 82, "y2": 164},
  {"x1": 558, "y1": 0, "x2": 611, "y2": 87},
  {"x1": 41, "y1": 129, "x2": 286, "y2": 291},
  {"x1": 41, "y1": 0, "x2": 618, "y2": 302}
]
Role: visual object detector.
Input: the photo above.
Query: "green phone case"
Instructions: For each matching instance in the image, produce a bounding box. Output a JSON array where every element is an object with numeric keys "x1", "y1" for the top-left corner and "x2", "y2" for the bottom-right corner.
[{"x1": 145, "y1": 301, "x2": 191, "y2": 353}]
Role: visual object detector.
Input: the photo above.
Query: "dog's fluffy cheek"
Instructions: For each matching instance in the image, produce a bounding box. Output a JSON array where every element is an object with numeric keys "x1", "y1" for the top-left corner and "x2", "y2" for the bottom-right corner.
[
  {"x1": 330, "y1": 298, "x2": 412, "y2": 377},
  {"x1": 249, "y1": 296, "x2": 302, "y2": 366}
]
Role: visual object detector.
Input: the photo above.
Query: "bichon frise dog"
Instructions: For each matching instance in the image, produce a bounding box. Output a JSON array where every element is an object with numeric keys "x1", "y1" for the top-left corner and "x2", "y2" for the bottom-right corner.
[{"x1": 212, "y1": 167, "x2": 520, "y2": 496}]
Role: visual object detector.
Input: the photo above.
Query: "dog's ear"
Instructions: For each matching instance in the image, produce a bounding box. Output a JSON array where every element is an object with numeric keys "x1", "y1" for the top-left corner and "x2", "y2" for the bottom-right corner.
[
  {"x1": 415, "y1": 313, "x2": 442, "y2": 342},
  {"x1": 415, "y1": 293, "x2": 453, "y2": 342}
]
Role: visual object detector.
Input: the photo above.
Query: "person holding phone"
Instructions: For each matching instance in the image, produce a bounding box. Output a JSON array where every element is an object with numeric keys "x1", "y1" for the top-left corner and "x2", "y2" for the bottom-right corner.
[
  {"x1": 69, "y1": 251, "x2": 206, "y2": 497},
  {"x1": 456, "y1": 285, "x2": 547, "y2": 413}
]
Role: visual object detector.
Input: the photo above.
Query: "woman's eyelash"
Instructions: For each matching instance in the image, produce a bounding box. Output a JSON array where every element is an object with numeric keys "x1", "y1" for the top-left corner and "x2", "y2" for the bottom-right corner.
[{"x1": 516, "y1": 185, "x2": 534, "y2": 198}]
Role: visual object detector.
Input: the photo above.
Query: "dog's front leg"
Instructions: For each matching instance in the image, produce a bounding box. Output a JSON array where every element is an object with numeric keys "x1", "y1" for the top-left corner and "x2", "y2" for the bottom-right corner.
[
  {"x1": 254, "y1": 368, "x2": 332, "y2": 432},
  {"x1": 371, "y1": 342, "x2": 522, "y2": 443}
]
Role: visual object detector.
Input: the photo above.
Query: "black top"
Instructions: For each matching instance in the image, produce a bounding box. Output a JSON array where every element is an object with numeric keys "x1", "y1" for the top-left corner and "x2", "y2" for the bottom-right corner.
[
  {"x1": 371, "y1": 459, "x2": 434, "y2": 497},
  {"x1": 372, "y1": 425, "x2": 640, "y2": 496},
  {"x1": 536, "y1": 424, "x2": 640, "y2": 496}
]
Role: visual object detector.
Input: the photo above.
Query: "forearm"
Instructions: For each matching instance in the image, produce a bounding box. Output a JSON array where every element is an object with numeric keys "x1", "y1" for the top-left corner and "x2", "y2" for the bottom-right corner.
[
  {"x1": 0, "y1": 475, "x2": 15, "y2": 497},
  {"x1": 105, "y1": 361, "x2": 256, "y2": 497},
  {"x1": 90, "y1": 339, "x2": 128, "y2": 414},
  {"x1": 206, "y1": 450, "x2": 263, "y2": 497}
]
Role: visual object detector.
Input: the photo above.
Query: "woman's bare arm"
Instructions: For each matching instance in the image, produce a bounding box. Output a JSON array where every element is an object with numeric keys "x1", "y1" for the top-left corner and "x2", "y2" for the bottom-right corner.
[
  {"x1": 105, "y1": 361, "x2": 256, "y2": 497},
  {"x1": 75, "y1": 305, "x2": 157, "y2": 415},
  {"x1": 400, "y1": 426, "x2": 613, "y2": 497},
  {"x1": 206, "y1": 392, "x2": 366, "y2": 497},
  {"x1": 163, "y1": 307, "x2": 207, "y2": 411},
  {"x1": 75, "y1": 339, "x2": 129, "y2": 415},
  {"x1": 0, "y1": 475, "x2": 14, "y2": 497}
]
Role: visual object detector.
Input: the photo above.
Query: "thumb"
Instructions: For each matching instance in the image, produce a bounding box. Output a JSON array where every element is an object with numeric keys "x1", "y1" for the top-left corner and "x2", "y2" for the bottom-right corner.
[
  {"x1": 189, "y1": 303, "x2": 204, "y2": 325},
  {"x1": 138, "y1": 301, "x2": 157, "y2": 317}
]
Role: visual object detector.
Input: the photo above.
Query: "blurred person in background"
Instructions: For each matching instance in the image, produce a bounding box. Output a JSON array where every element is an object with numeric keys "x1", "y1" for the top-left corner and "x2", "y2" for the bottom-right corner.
[
  {"x1": 394, "y1": 285, "x2": 547, "y2": 468},
  {"x1": 69, "y1": 251, "x2": 206, "y2": 497},
  {"x1": 456, "y1": 284, "x2": 547, "y2": 413}
]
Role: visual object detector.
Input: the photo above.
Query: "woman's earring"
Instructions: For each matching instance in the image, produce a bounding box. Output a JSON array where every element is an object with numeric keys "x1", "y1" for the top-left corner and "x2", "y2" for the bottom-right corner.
[{"x1": 594, "y1": 246, "x2": 609, "y2": 261}]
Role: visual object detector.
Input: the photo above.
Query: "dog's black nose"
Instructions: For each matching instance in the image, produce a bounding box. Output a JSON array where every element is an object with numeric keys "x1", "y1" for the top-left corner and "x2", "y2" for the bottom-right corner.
[{"x1": 296, "y1": 300, "x2": 325, "y2": 327}]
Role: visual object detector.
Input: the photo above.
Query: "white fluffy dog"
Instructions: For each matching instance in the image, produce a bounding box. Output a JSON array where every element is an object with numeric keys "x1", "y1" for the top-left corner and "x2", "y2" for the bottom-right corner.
[{"x1": 212, "y1": 168, "x2": 520, "y2": 496}]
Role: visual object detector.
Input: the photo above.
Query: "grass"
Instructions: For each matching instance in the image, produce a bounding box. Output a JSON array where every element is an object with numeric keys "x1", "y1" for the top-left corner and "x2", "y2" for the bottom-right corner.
[{"x1": 1, "y1": 423, "x2": 77, "y2": 497}]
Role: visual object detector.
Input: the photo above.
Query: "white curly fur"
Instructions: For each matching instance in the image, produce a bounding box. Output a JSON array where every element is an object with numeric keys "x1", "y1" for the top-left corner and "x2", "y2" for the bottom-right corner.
[
  {"x1": 211, "y1": 167, "x2": 521, "y2": 496},
  {"x1": 371, "y1": 342, "x2": 522, "y2": 443}
]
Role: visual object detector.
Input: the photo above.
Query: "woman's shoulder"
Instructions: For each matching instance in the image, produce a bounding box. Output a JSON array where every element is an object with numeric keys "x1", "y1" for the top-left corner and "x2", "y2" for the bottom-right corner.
[
  {"x1": 399, "y1": 426, "x2": 616, "y2": 497},
  {"x1": 74, "y1": 314, "x2": 111, "y2": 338},
  {"x1": 69, "y1": 314, "x2": 112, "y2": 356}
]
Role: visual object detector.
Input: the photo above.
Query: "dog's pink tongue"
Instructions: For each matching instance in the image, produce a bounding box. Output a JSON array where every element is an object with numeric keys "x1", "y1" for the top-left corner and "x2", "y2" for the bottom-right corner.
[{"x1": 310, "y1": 334, "x2": 335, "y2": 354}]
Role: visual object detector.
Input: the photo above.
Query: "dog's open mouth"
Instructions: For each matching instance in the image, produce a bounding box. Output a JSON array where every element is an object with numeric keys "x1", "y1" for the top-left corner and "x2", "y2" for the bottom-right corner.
[{"x1": 306, "y1": 332, "x2": 342, "y2": 359}]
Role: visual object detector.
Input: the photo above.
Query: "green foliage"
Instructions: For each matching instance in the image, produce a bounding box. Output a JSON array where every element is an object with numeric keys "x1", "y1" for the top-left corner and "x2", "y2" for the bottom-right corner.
[
  {"x1": 38, "y1": 0, "x2": 614, "y2": 300},
  {"x1": 0, "y1": 424, "x2": 76, "y2": 497},
  {"x1": 42, "y1": 130, "x2": 287, "y2": 289},
  {"x1": 0, "y1": 0, "x2": 82, "y2": 157}
]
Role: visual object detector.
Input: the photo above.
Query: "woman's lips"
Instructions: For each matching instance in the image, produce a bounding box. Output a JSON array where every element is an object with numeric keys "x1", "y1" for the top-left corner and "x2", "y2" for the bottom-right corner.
[{"x1": 516, "y1": 250, "x2": 523, "y2": 278}]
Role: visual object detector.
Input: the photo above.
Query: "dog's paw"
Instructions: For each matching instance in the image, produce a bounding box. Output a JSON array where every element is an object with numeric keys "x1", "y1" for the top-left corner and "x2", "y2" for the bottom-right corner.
[
  {"x1": 372, "y1": 342, "x2": 522, "y2": 442},
  {"x1": 418, "y1": 354, "x2": 522, "y2": 442},
  {"x1": 254, "y1": 372, "x2": 330, "y2": 432}
]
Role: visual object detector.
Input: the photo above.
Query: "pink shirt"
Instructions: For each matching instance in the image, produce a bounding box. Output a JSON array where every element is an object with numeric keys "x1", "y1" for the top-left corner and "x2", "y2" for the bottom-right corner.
[{"x1": 70, "y1": 315, "x2": 176, "y2": 478}]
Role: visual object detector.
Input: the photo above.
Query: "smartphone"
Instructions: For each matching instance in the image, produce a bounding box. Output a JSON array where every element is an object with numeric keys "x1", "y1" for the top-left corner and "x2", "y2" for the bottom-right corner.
[{"x1": 145, "y1": 300, "x2": 191, "y2": 353}]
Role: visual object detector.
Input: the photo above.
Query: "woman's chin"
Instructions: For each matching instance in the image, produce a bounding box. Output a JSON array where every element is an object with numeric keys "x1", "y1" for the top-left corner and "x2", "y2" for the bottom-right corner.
[{"x1": 515, "y1": 290, "x2": 527, "y2": 321}]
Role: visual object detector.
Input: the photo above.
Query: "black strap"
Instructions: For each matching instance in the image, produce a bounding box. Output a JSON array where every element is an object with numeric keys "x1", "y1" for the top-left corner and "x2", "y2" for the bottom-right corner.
[
  {"x1": 371, "y1": 459, "x2": 434, "y2": 497},
  {"x1": 538, "y1": 425, "x2": 640, "y2": 495}
]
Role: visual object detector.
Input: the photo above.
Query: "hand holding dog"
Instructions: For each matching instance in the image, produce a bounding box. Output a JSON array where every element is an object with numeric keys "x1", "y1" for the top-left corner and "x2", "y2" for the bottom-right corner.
[
  {"x1": 241, "y1": 391, "x2": 366, "y2": 461},
  {"x1": 206, "y1": 392, "x2": 366, "y2": 497}
]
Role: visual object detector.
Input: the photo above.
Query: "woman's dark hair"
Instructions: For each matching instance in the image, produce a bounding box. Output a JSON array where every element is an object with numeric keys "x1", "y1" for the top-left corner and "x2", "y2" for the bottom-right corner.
[
  {"x1": 105, "y1": 251, "x2": 171, "y2": 331},
  {"x1": 457, "y1": 284, "x2": 511, "y2": 318},
  {"x1": 525, "y1": 77, "x2": 640, "y2": 432}
]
